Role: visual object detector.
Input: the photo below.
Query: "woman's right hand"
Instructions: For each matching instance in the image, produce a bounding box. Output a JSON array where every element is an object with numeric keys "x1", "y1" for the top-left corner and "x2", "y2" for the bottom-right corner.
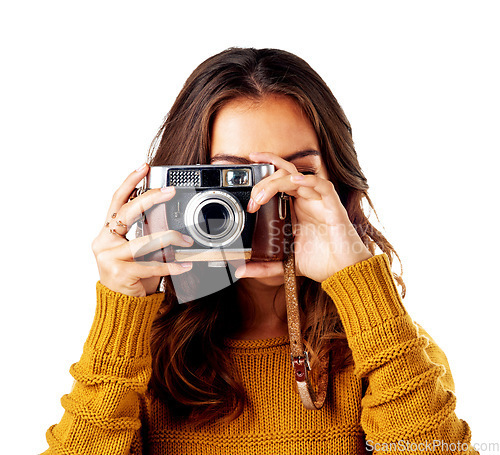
[{"x1": 91, "y1": 163, "x2": 194, "y2": 297}]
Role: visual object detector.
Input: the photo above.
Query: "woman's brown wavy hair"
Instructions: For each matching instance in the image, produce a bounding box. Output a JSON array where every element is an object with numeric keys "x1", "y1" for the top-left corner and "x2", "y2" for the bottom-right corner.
[{"x1": 146, "y1": 47, "x2": 405, "y2": 428}]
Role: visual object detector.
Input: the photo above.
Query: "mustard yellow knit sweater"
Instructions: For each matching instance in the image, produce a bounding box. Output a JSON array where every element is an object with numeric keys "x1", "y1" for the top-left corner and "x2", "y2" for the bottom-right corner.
[{"x1": 42, "y1": 254, "x2": 477, "y2": 454}]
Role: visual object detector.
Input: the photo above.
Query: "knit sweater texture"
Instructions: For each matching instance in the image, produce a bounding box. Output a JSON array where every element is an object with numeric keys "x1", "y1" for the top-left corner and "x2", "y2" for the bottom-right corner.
[{"x1": 42, "y1": 254, "x2": 477, "y2": 454}]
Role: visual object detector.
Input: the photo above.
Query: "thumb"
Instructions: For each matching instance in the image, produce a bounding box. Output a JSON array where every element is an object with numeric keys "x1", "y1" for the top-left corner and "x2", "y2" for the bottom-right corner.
[{"x1": 234, "y1": 261, "x2": 284, "y2": 279}]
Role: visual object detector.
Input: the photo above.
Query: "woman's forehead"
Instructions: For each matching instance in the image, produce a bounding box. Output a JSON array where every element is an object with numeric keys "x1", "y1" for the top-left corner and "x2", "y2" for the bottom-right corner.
[{"x1": 210, "y1": 95, "x2": 320, "y2": 160}]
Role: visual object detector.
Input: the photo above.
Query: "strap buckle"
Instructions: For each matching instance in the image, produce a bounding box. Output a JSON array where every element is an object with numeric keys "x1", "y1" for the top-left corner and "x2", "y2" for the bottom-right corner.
[
  {"x1": 291, "y1": 351, "x2": 311, "y2": 383},
  {"x1": 279, "y1": 192, "x2": 289, "y2": 220}
]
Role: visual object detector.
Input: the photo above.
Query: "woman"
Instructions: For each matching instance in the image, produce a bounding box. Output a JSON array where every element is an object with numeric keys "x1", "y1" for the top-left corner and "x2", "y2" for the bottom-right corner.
[{"x1": 43, "y1": 48, "x2": 477, "y2": 454}]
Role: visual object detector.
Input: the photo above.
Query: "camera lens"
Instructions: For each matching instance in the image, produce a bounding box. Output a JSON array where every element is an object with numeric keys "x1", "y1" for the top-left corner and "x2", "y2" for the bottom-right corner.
[
  {"x1": 184, "y1": 190, "x2": 245, "y2": 248},
  {"x1": 197, "y1": 203, "x2": 230, "y2": 237}
]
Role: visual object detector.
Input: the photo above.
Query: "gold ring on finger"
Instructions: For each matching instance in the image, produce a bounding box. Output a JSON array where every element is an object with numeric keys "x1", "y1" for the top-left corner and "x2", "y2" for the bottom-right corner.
[{"x1": 109, "y1": 228, "x2": 126, "y2": 238}]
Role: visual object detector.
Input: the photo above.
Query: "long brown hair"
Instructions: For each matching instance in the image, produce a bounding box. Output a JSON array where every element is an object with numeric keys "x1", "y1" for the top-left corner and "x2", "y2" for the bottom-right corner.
[{"x1": 146, "y1": 47, "x2": 405, "y2": 427}]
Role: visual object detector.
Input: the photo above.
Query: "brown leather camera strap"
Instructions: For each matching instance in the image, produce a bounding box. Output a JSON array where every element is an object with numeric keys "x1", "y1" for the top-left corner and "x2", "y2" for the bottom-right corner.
[{"x1": 280, "y1": 193, "x2": 330, "y2": 410}]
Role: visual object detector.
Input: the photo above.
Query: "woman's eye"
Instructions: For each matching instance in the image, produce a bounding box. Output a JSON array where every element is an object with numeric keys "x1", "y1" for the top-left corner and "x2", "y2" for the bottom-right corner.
[{"x1": 297, "y1": 169, "x2": 317, "y2": 175}]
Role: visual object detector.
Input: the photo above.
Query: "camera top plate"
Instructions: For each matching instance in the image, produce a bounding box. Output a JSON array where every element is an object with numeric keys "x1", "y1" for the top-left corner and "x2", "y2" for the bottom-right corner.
[{"x1": 146, "y1": 164, "x2": 275, "y2": 189}]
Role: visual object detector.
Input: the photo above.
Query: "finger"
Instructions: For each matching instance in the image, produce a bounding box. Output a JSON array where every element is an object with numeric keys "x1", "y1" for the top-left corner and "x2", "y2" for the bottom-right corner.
[
  {"x1": 252, "y1": 167, "x2": 291, "y2": 188},
  {"x1": 129, "y1": 260, "x2": 193, "y2": 278},
  {"x1": 247, "y1": 169, "x2": 290, "y2": 212},
  {"x1": 103, "y1": 213, "x2": 129, "y2": 237},
  {"x1": 234, "y1": 261, "x2": 284, "y2": 279},
  {"x1": 289, "y1": 174, "x2": 341, "y2": 207},
  {"x1": 107, "y1": 186, "x2": 177, "y2": 235},
  {"x1": 295, "y1": 185, "x2": 323, "y2": 201},
  {"x1": 245, "y1": 168, "x2": 291, "y2": 211},
  {"x1": 96, "y1": 189, "x2": 180, "y2": 257},
  {"x1": 106, "y1": 163, "x2": 150, "y2": 221},
  {"x1": 249, "y1": 152, "x2": 298, "y2": 175},
  {"x1": 92, "y1": 224, "x2": 129, "y2": 258},
  {"x1": 247, "y1": 174, "x2": 322, "y2": 212},
  {"x1": 112, "y1": 230, "x2": 194, "y2": 261}
]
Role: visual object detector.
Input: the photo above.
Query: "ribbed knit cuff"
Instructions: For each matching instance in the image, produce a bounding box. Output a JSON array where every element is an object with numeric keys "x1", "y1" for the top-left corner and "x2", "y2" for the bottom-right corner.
[
  {"x1": 321, "y1": 253, "x2": 407, "y2": 339},
  {"x1": 84, "y1": 282, "x2": 165, "y2": 359}
]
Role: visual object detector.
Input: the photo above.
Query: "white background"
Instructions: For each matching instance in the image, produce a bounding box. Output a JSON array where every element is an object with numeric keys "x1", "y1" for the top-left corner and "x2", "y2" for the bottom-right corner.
[{"x1": 1, "y1": 1, "x2": 498, "y2": 453}]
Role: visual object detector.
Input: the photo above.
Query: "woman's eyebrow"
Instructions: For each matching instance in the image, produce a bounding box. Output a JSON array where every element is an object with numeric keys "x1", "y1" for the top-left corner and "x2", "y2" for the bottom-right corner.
[
  {"x1": 210, "y1": 149, "x2": 320, "y2": 163},
  {"x1": 210, "y1": 155, "x2": 252, "y2": 164}
]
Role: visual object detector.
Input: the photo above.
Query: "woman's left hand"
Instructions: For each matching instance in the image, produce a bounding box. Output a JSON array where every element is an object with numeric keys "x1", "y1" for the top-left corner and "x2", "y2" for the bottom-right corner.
[{"x1": 234, "y1": 152, "x2": 373, "y2": 283}]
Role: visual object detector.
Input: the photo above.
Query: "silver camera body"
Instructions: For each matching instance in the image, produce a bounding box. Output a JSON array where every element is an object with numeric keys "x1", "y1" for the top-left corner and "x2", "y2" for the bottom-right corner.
[{"x1": 137, "y1": 164, "x2": 281, "y2": 264}]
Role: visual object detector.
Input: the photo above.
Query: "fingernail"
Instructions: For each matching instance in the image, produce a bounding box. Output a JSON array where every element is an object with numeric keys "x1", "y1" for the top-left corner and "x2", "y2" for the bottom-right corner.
[
  {"x1": 135, "y1": 163, "x2": 147, "y2": 172},
  {"x1": 180, "y1": 262, "x2": 192, "y2": 268},
  {"x1": 254, "y1": 189, "x2": 265, "y2": 203},
  {"x1": 161, "y1": 186, "x2": 175, "y2": 194},
  {"x1": 235, "y1": 268, "x2": 244, "y2": 278},
  {"x1": 290, "y1": 174, "x2": 305, "y2": 182},
  {"x1": 247, "y1": 199, "x2": 257, "y2": 212},
  {"x1": 182, "y1": 234, "x2": 193, "y2": 243}
]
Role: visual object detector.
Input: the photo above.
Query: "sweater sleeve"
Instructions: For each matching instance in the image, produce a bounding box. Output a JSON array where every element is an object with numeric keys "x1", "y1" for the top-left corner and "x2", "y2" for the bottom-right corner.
[
  {"x1": 321, "y1": 254, "x2": 478, "y2": 454},
  {"x1": 42, "y1": 282, "x2": 164, "y2": 455}
]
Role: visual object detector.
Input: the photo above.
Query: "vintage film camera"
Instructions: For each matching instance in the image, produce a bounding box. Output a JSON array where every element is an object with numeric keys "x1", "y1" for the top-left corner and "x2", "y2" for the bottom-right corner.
[{"x1": 135, "y1": 164, "x2": 287, "y2": 266}]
